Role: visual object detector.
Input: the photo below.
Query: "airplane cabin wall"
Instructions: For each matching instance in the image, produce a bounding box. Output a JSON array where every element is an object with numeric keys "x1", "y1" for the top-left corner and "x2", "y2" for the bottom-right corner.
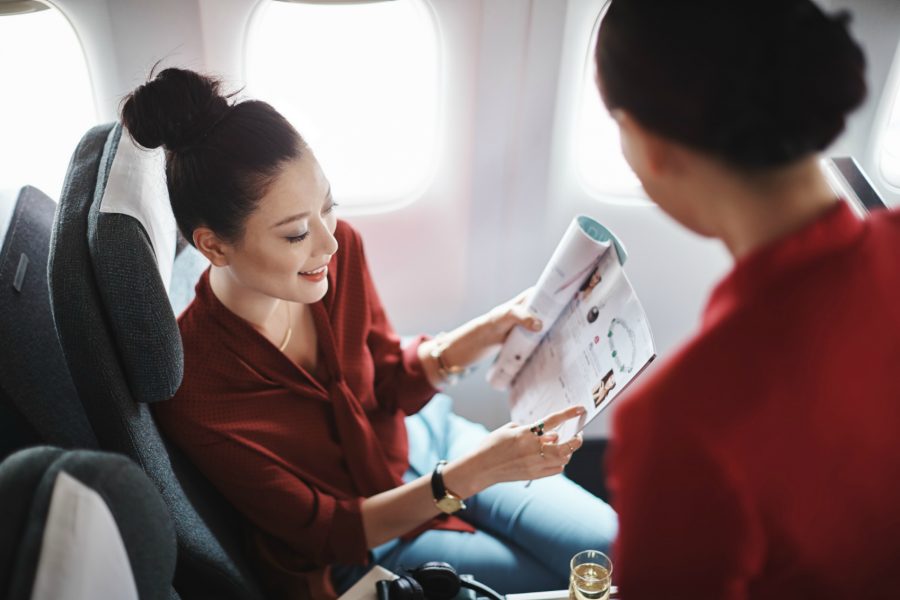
[
  {"x1": 38, "y1": 0, "x2": 900, "y2": 436},
  {"x1": 51, "y1": 0, "x2": 206, "y2": 121}
]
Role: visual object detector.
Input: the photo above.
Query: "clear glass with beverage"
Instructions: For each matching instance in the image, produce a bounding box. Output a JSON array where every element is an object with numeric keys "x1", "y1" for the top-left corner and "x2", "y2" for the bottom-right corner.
[{"x1": 569, "y1": 550, "x2": 612, "y2": 600}]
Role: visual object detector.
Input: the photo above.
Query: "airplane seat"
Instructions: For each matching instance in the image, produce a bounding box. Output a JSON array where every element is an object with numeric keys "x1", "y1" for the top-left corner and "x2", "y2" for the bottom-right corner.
[
  {"x1": 48, "y1": 122, "x2": 265, "y2": 599},
  {"x1": 0, "y1": 446, "x2": 176, "y2": 600},
  {"x1": 0, "y1": 185, "x2": 98, "y2": 460}
]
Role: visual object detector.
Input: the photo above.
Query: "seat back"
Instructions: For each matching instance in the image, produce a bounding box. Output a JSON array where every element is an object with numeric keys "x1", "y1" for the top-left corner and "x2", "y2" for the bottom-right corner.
[
  {"x1": 48, "y1": 123, "x2": 264, "y2": 599},
  {"x1": 0, "y1": 446, "x2": 64, "y2": 595},
  {"x1": 0, "y1": 446, "x2": 176, "y2": 600},
  {"x1": 0, "y1": 185, "x2": 97, "y2": 459}
]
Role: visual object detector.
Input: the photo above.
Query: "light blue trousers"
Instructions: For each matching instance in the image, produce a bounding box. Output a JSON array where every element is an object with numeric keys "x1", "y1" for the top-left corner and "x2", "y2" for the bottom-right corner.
[{"x1": 332, "y1": 395, "x2": 618, "y2": 595}]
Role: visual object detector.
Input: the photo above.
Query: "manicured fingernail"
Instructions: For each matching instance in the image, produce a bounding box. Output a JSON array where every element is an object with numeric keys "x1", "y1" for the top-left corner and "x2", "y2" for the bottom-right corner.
[{"x1": 530, "y1": 318, "x2": 542, "y2": 331}]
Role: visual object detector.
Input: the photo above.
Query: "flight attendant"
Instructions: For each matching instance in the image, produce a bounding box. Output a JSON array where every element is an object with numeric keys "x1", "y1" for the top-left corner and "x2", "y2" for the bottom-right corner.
[
  {"x1": 595, "y1": 0, "x2": 900, "y2": 597},
  {"x1": 124, "y1": 68, "x2": 617, "y2": 599}
]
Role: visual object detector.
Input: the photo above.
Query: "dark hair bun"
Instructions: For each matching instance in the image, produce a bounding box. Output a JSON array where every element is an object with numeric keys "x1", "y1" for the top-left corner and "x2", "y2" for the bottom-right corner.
[
  {"x1": 120, "y1": 67, "x2": 231, "y2": 152},
  {"x1": 597, "y1": 0, "x2": 867, "y2": 168}
]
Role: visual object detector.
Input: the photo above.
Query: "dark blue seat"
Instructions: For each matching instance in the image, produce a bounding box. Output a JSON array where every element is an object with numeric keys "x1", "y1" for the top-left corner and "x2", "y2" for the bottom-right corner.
[
  {"x1": 0, "y1": 185, "x2": 97, "y2": 460},
  {"x1": 48, "y1": 123, "x2": 265, "y2": 599}
]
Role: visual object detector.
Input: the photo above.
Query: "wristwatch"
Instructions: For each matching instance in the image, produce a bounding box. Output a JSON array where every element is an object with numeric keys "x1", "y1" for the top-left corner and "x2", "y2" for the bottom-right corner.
[
  {"x1": 429, "y1": 334, "x2": 467, "y2": 385},
  {"x1": 431, "y1": 460, "x2": 466, "y2": 514}
]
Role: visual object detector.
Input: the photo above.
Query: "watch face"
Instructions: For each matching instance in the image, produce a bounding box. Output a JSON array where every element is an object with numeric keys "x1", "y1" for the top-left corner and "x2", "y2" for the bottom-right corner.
[{"x1": 436, "y1": 495, "x2": 464, "y2": 514}]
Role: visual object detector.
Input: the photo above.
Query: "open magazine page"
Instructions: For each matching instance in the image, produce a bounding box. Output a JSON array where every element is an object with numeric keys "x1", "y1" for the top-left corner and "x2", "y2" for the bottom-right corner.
[
  {"x1": 486, "y1": 216, "x2": 623, "y2": 390},
  {"x1": 509, "y1": 246, "x2": 656, "y2": 441}
]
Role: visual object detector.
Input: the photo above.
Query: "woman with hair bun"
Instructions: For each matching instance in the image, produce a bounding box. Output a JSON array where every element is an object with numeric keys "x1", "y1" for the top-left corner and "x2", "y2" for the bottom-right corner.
[
  {"x1": 122, "y1": 68, "x2": 617, "y2": 599},
  {"x1": 595, "y1": 0, "x2": 900, "y2": 597}
]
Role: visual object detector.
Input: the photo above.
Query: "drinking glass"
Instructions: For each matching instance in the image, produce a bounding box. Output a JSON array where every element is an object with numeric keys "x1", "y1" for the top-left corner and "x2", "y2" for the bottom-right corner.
[{"x1": 569, "y1": 550, "x2": 612, "y2": 600}]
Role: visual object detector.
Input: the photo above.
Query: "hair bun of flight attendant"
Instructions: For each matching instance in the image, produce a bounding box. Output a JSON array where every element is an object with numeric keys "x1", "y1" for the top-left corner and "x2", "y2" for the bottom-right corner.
[
  {"x1": 120, "y1": 67, "x2": 306, "y2": 245},
  {"x1": 596, "y1": 0, "x2": 867, "y2": 169}
]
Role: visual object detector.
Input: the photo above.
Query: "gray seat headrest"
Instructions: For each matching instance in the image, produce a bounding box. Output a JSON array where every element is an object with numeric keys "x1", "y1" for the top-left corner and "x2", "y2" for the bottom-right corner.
[
  {"x1": 96, "y1": 126, "x2": 176, "y2": 290},
  {"x1": 86, "y1": 124, "x2": 183, "y2": 403}
]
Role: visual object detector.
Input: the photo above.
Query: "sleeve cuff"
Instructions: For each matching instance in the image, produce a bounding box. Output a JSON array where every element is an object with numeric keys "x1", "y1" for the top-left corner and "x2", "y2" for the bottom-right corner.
[
  {"x1": 399, "y1": 334, "x2": 441, "y2": 414},
  {"x1": 325, "y1": 496, "x2": 370, "y2": 565}
]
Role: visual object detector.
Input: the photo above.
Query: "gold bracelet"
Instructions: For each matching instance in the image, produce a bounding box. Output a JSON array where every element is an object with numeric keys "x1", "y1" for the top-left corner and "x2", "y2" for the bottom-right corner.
[{"x1": 429, "y1": 333, "x2": 467, "y2": 385}]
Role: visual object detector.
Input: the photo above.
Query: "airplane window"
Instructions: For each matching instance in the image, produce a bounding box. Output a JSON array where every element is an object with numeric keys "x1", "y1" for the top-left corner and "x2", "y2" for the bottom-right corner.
[
  {"x1": 245, "y1": 1, "x2": 440, "y2": 212},
  {"x1": 575, "y1": 3, "x2": 644, "y2": 200},
  {"x1": 878, "y1": 55, "x2": 900, "y2": 188},
  {"x1": 0, "y1": 3, "x2": 96, "y2": 200}
]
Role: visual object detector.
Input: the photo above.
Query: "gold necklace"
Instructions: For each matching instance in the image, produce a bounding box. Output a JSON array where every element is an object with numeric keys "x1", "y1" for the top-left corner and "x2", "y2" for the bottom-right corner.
[{"x1": 278, "y1": 301, "x2": 292, "y2": 352}]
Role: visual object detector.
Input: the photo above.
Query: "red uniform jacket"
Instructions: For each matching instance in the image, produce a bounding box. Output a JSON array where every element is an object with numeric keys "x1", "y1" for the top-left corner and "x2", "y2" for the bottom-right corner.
[
  {"x1": 609, "y1": 203, "x2": 900, "y2": 599},
  {"x1": 155, "y1": 220, "x2": 472, "y2": 599}
]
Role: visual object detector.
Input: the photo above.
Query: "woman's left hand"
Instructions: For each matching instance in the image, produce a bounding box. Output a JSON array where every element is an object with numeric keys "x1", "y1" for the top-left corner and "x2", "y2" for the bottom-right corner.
[
  {"x1": 419, "y1": 288, "x2": 544, "y2": 386},
  {"x1": 478, "y1": 287, "x2": 543, "y2": 348}
]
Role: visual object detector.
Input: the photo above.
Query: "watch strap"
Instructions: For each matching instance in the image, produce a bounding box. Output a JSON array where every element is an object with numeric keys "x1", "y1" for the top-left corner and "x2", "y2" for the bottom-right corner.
[{"x1": 431, "y1": 460, "x2": 448, "y2": 501}]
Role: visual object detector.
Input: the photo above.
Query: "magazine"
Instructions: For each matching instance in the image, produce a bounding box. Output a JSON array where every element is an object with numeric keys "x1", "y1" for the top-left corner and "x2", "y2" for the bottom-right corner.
[{"x1": 487, "y1": 215, "x2": 656, "y2": 441}]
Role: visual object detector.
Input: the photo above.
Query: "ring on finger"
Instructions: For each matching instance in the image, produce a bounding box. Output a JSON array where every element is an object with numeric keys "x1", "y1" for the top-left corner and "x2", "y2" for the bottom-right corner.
[{"x1": 529, "y1": 421, "x2": 545, "y2": 437}]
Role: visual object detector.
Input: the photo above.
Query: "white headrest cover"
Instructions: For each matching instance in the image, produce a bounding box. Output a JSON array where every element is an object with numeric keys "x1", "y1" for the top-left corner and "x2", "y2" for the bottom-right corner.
[
  {"x1": 31, "y1": 471, "x2": 140, "y2": 600},
  {"x1": 98, "y1": 131, "x2": 177, "y2": 291}
]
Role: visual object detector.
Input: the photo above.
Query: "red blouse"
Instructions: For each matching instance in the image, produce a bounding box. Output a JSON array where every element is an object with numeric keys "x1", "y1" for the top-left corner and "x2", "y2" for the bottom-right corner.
[
  {"x1": 608, "y1": 203, "x2": 900, "y2": 599},
  {"x1": 154, "y1": 220, "x2": 472, "y2": 599}
]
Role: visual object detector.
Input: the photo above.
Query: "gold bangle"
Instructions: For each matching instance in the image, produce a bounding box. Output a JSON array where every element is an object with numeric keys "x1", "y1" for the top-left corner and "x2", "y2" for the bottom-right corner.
[{"x1": 429, "y1": 333, "x2": 467, "y2": 385}]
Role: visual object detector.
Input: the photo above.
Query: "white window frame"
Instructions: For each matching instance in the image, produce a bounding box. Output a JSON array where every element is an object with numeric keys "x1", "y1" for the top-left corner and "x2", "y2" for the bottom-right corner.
[
  {"x1": 0, "y1": 1, "x2": 97, "y2": 201},
  {"x1": 243, "y1": 0, "x2": 443, "y2": 215},
  {"x1": 875, "y1": 38, "x2": 900, "y2": 192},
  {"x1": 571, "y1": 0, "x2": 648, "y2": 205}
]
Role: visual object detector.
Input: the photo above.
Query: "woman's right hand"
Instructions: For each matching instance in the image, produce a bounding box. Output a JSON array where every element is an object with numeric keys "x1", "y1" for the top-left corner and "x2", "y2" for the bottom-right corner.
[
  {"x1": 463, "y1": 405, "x2": 587, "y2": 490},
  {"x1": 363, "y1": 404, "x2": 585, "y2": 548}
]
